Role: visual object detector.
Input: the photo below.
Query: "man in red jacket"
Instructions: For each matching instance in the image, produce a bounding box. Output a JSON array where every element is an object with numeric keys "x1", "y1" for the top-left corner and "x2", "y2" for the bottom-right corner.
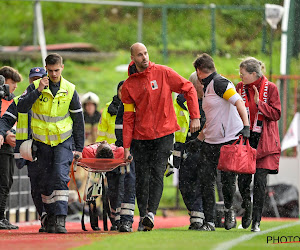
[{"x1": 122, "y1": 43, "x2": 200, "y2": 231}]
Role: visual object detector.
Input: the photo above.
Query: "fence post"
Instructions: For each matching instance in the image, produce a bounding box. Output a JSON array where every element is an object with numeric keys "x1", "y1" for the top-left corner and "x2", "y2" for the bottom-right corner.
[
  {"x1": 210, "y1": 3, "x2": 216, "y2": 55},
  {"x1": 137, "y1": 6, "x2": 144, "y2": 43},
  {"x1": 162, "y1": 6, "x2": 168, "y2": 63}
]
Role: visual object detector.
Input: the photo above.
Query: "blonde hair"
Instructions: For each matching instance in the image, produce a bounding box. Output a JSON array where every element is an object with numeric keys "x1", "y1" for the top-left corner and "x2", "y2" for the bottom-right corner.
[{"x1": 188, "y1": 71, "x2": 198, "y2": 86}]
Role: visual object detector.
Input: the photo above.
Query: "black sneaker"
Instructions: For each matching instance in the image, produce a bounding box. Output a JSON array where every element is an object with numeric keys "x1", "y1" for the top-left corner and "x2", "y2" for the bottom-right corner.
[
  {"x1": 0, "y1": 219, "x2": 19, "y2": 230},
  {"x1": 110, "y1": 220, "x2": 120, "y2": 231},
  {"x1": 142, "y1": 214, "x2": 154, "y2": 231},
  {"x1": 119, "y1": 221, "x2": 133, "y2": 232},
  {"x1": 188, "y1": 222, "x2": 203, "y2": 230},
  {"x1": 138, "y1": 219, "x2": 144, "y2": 231},
  {"x1": 242, "y1": 203, "x2": 252, "y2": 229},
  {"x1": 224, "y1": 208, "x2": 236, "y2": 230},
  {"x1": 199, "y1": 222, "x2": 215, "y2": 231}
]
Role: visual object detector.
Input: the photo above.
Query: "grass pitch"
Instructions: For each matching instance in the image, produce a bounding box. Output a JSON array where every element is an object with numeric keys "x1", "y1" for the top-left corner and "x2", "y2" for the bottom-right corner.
[{"x1": 75, "y1": 220, "x2": 300, "y2": 250}]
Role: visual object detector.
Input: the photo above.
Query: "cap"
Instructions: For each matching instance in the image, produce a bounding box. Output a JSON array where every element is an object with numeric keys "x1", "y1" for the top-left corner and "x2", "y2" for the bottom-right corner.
[{"x1": 29, "y1": 67, "x2": 47, "y2": 78}]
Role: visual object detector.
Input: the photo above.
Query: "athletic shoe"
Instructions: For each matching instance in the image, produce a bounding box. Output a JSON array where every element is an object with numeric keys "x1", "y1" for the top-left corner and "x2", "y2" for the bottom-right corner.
[
  {"x1": 242, "y1": 203, "x2": 252, "y2": 229},
  {"x1": 138, "y1": 219, "x2": 144, "y2": 231},
  {"x1": 119, "y1": 221, "x2": 133, "y2": 232},
  {"x1": 0, "y1": 219, "x2": 19, "y2": 230},
  {"x1": 188, "y1": 222, "x2": 203, "y2": 230},
  {"x1": 142, "y1": 214, "x2": 154, "y2": 231},
  {"x1": 199, "y1": 222, "x2": 215, "y2": 231},
  {"x1": 224, "y1": 207, "x2": 236, "y2": 230},
  {"x1": 251, "y1": 222, "x2": 260, "y2": 232}
]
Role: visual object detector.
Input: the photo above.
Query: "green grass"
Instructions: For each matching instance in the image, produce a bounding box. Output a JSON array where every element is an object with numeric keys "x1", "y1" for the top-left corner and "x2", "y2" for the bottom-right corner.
[{"x1": 75, "y1": 220, "x2": 300, "y2": 250}]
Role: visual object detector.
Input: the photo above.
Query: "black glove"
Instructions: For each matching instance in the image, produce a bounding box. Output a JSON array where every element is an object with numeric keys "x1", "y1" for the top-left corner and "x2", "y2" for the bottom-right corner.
[
  {"x1": 235, "y1": 125, "x2": 250, "y2": 138},
  {"x1": 185, "y1": 138, "x2": 203, "y2": 153}
]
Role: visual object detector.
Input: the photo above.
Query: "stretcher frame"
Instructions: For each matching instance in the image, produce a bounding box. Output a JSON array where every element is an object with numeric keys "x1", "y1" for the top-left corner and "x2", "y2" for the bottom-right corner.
[{"x1": 70, "y1": 157, "x2": 130, "y2": 231}]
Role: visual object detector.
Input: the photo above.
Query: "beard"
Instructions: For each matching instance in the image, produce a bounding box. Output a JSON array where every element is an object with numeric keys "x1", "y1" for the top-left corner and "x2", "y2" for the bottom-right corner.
[{"x1": 137, "y1": 60, "x2": 149, "y2": 70}]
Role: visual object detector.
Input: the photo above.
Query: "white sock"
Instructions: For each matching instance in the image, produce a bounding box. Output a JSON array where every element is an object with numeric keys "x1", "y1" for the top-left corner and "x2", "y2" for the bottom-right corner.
[{"x1": 148, "y1": 212, "x2": 154, "y2": 221}]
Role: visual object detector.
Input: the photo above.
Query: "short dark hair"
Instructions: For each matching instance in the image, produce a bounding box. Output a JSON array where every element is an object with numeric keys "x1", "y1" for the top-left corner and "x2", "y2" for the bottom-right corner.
[
  {"x1": 193, "y1": 53, "x2": 216, "y2": 73},
  {"x1": 0, "y1": 66, "x2": 22, "y2": 82},
  {"x1": 95, "y1": 146, "x2": 114, "y2": 159},
  {"x1": 45, "y1": 53, "x2": 63, "y2": 66}
]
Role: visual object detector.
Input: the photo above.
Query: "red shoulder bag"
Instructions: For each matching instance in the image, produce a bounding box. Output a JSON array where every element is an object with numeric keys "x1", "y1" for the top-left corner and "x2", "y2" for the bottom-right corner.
[{"x1": 217, "y1": 136, "x2": 256, "y2": 174}]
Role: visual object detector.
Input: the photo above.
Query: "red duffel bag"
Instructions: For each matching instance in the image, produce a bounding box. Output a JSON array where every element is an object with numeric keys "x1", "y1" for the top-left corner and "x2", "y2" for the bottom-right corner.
[{"x1": 217, "y1": 136, "x2": 257, "y2": 174}]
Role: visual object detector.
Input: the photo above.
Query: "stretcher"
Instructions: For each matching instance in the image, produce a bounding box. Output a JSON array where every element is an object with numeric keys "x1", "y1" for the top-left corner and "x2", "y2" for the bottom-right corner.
[{"x1": 70, "y1": 156, "x2": 131, "y2": 231}]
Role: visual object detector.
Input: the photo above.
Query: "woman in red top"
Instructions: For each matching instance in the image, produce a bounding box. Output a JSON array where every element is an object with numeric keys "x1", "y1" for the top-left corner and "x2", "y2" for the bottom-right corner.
[{"x1": 236, "y1": 57, "x2": 281, "y2": 232}]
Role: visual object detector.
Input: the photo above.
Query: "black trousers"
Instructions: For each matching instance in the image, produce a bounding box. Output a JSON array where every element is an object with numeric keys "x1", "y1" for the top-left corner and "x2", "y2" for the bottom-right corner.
[
  {"x1": 0, "y1": 153, "x2": 15, "y2": 218},
  {"x1": 179, "y1": 150, "x2": 203, "y2": 212},
  {"x1": 192, "y1": 141, "x2": 236, "y2": 223},
  {"x1": 131, "y1": 134, "x2": 173, "y2": 217},
  {"x1": 238, "y1": 168, "x2": 269, "y2": 223}
]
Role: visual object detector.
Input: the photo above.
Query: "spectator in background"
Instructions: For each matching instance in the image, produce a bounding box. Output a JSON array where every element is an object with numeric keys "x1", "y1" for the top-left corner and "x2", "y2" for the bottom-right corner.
[
  {"x1": 236, "y1": 57, "x2": 281, "y2": 232},
  {"x1": 192, "y1": 53, "x2": 250, "y2": 231},
  {"x1": 0, "y1": 66, "x2": 22, "y2": 230},
  {"x1": 0, "y1": 67, "x2": 47, "y2": 232},
  {"x1": 81, "y1": 92, "x2": 101, "y2": 146},
  {"x1": 122, "y1": 43, "x2": 200, "y2": 231},
  {"x1": 96, "y1": 81, "x2": 123, "y2": 144}
]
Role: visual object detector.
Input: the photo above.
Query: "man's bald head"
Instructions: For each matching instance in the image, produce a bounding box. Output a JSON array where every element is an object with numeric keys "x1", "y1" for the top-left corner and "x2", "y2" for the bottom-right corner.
[
  {"x1": 130, "y1": 42, "x2": 149, "y2": 72},
  {"x1": 130, "y1": 42, "x2": 147, "y2": 56}
]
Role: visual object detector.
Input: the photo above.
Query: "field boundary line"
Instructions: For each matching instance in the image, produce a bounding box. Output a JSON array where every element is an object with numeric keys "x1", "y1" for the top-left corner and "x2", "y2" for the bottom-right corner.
[{"x1": 214, "y1": 220, "x2": 300, "y2": 250}]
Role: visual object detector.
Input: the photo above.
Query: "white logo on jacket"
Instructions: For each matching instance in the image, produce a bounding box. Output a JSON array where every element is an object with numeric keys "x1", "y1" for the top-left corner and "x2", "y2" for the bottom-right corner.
[{"x1": 150, "y1": 80, "x2": 158, "y2": 90}]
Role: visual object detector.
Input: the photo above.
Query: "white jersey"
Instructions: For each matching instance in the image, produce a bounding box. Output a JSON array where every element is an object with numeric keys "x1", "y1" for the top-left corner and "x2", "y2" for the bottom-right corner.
[{"x1": 202, "y1": 72, "x2": 243, "y2": 144}]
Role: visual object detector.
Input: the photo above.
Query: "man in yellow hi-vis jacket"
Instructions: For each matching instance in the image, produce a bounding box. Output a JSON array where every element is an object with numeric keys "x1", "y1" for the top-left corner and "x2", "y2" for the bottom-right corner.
[{"x1": 17, "y1": 54, "x2": 84, "y2": 234}]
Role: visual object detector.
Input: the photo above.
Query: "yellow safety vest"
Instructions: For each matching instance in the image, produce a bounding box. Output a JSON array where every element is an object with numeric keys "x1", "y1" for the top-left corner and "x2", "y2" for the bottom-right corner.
[
  {"x1": 174, "y1": 99, "x2": 190, "y2": 144},
  {"x1": 31, "y1": 77, "x2": 75, "y2": 146},
  {"x1": 96, "y1": 101, "x2": 116, "y2": 144},
  {"x1": 14, "y1": 96, "x2": 29, "y2": 140}
]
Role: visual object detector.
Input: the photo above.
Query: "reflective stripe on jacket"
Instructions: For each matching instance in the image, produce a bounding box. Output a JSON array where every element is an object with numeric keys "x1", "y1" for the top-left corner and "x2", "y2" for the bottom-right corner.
[{"x1": 14, "y1": 96, "x2": 29, "y2": 140}]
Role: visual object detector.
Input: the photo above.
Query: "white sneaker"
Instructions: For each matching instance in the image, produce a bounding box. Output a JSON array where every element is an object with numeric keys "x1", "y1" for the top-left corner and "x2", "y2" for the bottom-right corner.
[{"x1": 251, "y1": 222, "x2": 260, "y2": 232}]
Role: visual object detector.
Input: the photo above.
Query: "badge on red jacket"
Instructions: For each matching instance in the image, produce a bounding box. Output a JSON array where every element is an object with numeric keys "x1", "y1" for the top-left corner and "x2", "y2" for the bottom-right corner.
[{"x1": 151, "y1": 80, "x2": 158, "y2": 90}]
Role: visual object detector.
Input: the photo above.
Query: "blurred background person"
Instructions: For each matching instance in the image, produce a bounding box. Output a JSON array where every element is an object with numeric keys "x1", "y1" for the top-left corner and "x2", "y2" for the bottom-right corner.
[
  {"x1": 96, "y1": 81, "x2": 123, "y2": 144},
  {"x1": 81, "y1": 92, "x2": 101, "y2": 146},
  {"x1": 236, "y1": 57, "x2": 281, "y2": 232},
  {"x1": 0, "y1": 66, "x2": 22, "y2": 230}
]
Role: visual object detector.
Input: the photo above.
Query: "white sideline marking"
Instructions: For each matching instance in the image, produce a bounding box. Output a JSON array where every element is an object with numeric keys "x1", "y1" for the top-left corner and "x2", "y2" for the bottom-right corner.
[{"x1": 214, "y1": 221, "x2": 300, "y2": 250}]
